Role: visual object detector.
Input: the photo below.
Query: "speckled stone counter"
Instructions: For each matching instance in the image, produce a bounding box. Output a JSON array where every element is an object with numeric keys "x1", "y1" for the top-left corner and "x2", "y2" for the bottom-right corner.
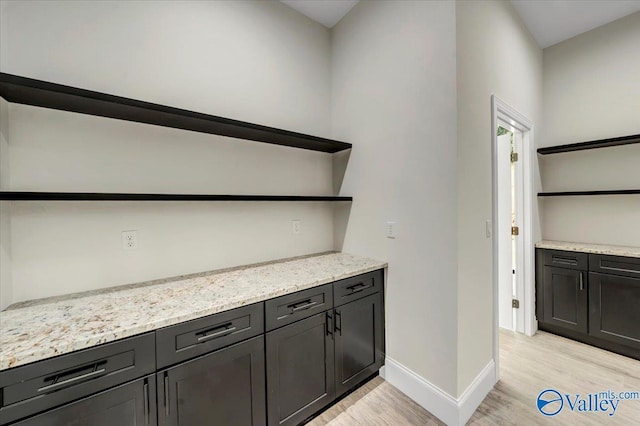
[
  {"x1": 535, "y1": 240, "x2": 640, "y2": 258},
  {"x1": 0, "y1": 252, "x2": 387, "y2": 371}
]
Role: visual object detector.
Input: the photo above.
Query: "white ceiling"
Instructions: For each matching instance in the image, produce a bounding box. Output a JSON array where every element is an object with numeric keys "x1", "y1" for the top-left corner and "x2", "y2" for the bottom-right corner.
[
  {"x1": 280, "y1": 0, "x2": 359, "y2": 28},
  {"x1": 511, "y1": 0, "x2": 640, "y2": 48},
  {"x1": 281, "y1": 0, "x2": 640, "y2": 49}
]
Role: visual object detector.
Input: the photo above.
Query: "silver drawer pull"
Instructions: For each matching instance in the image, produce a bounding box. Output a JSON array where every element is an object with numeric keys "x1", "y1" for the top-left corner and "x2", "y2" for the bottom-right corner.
[
  {"x1": 38, "y1": 367, "x2": 107, "y2": 394},
  {"x1": 197, "y1": 325, "x2": 237, "y2": 343},
  {"x1": 290, "y1": 300, "x2": 318, "y2": 312},
  {"x1": 553, "y1": 256, "x2": 578, "y2": 265},
  {"x1": 346, "y1": 282, "x2": 372, "y2": 294}
]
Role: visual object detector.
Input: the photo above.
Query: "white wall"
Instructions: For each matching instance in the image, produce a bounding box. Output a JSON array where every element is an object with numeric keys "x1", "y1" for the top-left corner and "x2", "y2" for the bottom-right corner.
[
  {"x1": 0, "y1": 0, "x2": 336, "y2": 306},
  {"x1": 0, "y1": 98, "x2": 11, "y2": 310},
  {"x1": 456, "y1": 0, "x2": 542, "y2": 395},
  {"x1": 332, "y1": 0, "x2": 458, "y2": 396},
  {"x1": 541, "y1": 12, "x2": 640, "y2": 247}
]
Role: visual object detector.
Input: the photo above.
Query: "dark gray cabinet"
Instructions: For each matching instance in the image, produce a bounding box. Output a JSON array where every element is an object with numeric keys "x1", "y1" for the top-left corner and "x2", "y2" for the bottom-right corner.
[
  {"x1": 12, "y1": 376, "x2": 156, "y2": 426},
  {"x1": 0, "y1": 333, "x2": 155, "y2": 425},
  {"x1": 266, "y1": 312, "x2": 335, "y2": 426},
  {"x1": 265, "y1": 269, "x2": 385, "y2": 425},
  {"x1": 537, "y1": 248, "x2": 640, "y2": 360},
  {"x1": 543, "y1": 266, "x2": 587, "y2": 333},
  {"x1": 589, "y1": 272, "x2": 640, "y2": 350},
  {"x1": 1, "y1": 269, "x2": 385, "y2": 426},
  {"x1": 334, "y1": 292, "x2": 384, "y2": 398},
  {"x1": 158, "y1": 336, "x2": 266, "y2": 426}
]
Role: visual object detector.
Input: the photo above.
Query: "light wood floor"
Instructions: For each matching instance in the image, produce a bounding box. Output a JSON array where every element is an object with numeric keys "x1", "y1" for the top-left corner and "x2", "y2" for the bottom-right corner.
[{"x1": 309, "y1": 330, "x2": 640, "y2": 425}]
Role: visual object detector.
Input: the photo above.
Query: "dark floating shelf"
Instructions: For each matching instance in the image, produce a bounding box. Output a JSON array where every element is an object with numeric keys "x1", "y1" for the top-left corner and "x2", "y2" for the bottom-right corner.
[
  {"x1": 0, "y1": 73, "x2": 351, "y2": 153},
  {"x1": 0, "y1": 192, "x2": 353, "y2": 202},
  {"x1": 538, "y1": 190, "x2": 640, "y2": 197},
  {"x1": 537, "y1": 134, "x2": 640, "y2": 155}
]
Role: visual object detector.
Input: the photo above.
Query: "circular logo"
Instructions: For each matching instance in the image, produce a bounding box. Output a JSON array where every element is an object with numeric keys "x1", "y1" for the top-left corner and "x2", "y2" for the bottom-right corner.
[{"x1": 537, "y1": 389, "x2": 564, "y2": 416}]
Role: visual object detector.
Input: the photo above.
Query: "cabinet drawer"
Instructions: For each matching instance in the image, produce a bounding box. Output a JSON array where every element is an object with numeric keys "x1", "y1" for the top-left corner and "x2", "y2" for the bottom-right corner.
[
  {"x1": 543, "y1": 250, "x2": 588, "y2": 271},
  {"x1": 0, "y1": 333, "x2": 155, "y2": 425},
  {"x1": 334, "y1": 270, "x2": 383, "y2": 307},
  {"x1": 589, "y1": 254, "x2": 640, "y2": 279},
  {"x1": 156, "y1": 302, "x2": 263, "y2": 369},
  {"x1": 265, "y1": 284, "x2": 333, "y2": 331}
]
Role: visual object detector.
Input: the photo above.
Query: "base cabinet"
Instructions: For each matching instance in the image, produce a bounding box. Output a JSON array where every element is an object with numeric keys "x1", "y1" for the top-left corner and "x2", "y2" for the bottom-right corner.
[
  {"x1": 13, "y1": 376, "x2": 156, "y2": 426},
  {"x1": 1, "y1": 269, "x2": 385, "y2": 426},
  {"x1": 158, "y1": 336, "x2": 266, "y2": 426},
  {"x1": 335, "y1": 292, "x2": 384, "y2": 398},
  {"x1": 266, "y1": 312, "x2": 335, "y2": 426},
  {"x1": 536, "y1": 249, "x2": 640, "y2": 359}
]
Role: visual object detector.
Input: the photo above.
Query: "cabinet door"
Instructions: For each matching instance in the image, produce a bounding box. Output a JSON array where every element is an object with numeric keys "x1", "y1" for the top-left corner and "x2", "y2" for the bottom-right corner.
[
  {"x1": 158, "y1": 336, "x2": 266, "y2": 426},
  {"x1": 543, "y1": 266, "x2": 587, "y2": 333},
  {"x1": 589, "y1": 272, "x2": 640, "y2": 350},
  {"x1": 12, "y1": 376, "x2": 156, "y2": 426},
  {"x1": 334, "y1": 292, "x2": 384, "y2": 398},
  {"x1": 266, "y1": 312, "x2": 335, "y2": 426}
]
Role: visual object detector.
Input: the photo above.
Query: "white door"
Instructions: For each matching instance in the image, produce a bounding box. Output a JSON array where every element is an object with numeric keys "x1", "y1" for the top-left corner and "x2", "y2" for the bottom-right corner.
[{"x1": 497, "y1": 133, "x2": 514, "y2": 330}]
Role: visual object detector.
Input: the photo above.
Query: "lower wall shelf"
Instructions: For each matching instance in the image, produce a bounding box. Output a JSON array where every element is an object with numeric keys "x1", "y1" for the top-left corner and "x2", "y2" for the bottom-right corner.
[
  {"x1": 538, "y1": 189, "x2": 640, "y2": 197},
  {"x1": 0, "y1": 191, "x2": 353, "y2": 202}
]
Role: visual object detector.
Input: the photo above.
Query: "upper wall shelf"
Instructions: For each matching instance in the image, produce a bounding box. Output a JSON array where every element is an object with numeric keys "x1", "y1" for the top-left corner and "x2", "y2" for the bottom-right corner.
[
  {"x1": 0, "y1": 73, "x2": 352, "y2": 153},
  {"x1": 0, "y1": 191, "x2": 353, "y2": 202},
  {"x1": 537, "y1": 133, "x2": 640, "y2": 155}
]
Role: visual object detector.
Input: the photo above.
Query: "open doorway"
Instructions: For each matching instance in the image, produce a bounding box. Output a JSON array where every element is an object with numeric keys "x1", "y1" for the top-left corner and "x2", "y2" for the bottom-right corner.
[
  {"x1": 491, "y1": 96, "x2": 535, "y2": 381},
  {"x1": 496, "y1": 124, "x2": 524, "y2": 332}
]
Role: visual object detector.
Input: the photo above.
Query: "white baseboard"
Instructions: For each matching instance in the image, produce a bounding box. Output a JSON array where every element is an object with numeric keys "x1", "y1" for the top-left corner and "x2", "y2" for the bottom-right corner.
[
  {"x1": 458, "y1": 360, "x2": 496, "y2": 424},
  {"x1": 381, "y1": 358, "x2": 496, "y2": 426}
]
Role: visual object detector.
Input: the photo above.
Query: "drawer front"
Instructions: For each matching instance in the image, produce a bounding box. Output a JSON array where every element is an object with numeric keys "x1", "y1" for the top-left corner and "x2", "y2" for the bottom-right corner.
[
  {"x1": 156, "y1": 302, "x2": 263, "y2": 369},
  {"x1": 334, "y1": 269, "x2": 383, "y2": 307},
  {"x1": 543, "y1": 250, "x2": 588, "y2": 271},
  {"x1": 0, "y1": 333, "x2": 155, "y2": 425},
  {"x1": 265, "y1": 284, "x2": 333, "y2": 331},
  {"x1": 589, "y1": 254, "x2": 640, "y2": 279}
]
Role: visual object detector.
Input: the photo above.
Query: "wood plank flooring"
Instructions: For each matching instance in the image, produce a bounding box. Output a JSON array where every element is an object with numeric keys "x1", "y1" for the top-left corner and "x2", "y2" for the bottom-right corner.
[{"x1": 308, "y1": 330, "x2": 640, "y2": 425}]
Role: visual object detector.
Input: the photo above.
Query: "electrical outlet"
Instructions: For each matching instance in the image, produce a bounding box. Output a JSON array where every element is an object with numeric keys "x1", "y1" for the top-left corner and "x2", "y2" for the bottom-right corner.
[
  {"x1": 292, "y1": 220, "x2": 301, "y2": 235},
  {"x1": 122, "y1": 230, "x2": 138, "y2": 250},
  {"x1": 386, "y1": 221, "x2": 396, "y2": 239}
]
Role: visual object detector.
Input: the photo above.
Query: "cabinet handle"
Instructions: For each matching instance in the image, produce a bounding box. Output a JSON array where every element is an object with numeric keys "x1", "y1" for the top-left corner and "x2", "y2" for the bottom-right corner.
[
  {"x1": 335, "y1": 310, "x2": 342, "y2": 336},
  {"x1": 554, "y1": 257, "x2": 578, "y2": 266},
  {"x1": 579, "y1": 272, "x2": 584, "y2": 291},
  {"x1": 196, "y1": 324, "x2": 236, "y2": 342},
  {"x1": 164, "y1": 373, "x2": 170, "y2": 417},
  {"x1": 143, "y1": 380, "x2": 150, "y2": 425},
  {"x1": 326, "y1": 312, "x2": 333, "y2": 337},
  {"x1": 289, "y1": 300, "x2": 318, "y2": 313},
  {"x1": 38, "y1": 365, "x2": 107, "y2": 394},
  {"x1": 346, "y1": 282, "x2": 372, "y2": 294}
]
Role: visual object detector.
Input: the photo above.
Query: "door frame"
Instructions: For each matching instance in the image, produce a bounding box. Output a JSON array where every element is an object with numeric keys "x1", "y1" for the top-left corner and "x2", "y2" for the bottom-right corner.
[{"x1": 491, "y1": 95, "x2": 535, "y2": 381}]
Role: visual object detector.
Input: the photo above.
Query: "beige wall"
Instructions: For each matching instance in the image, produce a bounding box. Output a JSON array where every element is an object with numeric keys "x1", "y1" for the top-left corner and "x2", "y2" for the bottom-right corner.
[
  {"x1": 541, "y1": 12, "x2": 640, "y2": 247},
  {"x1": 0, "y1": 0, "x2": 335, "y2": 306},
  {"x1": 332, "y1": 0, "x2": 459, "y2": 396},
  {"x1": 456, "y1": 0, "x2": 542, "y2": 396}
]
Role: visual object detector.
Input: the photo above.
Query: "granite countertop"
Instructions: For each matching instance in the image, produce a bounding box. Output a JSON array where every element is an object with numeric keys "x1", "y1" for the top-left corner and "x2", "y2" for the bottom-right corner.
[
  {"x1": 535, "y1": 240, "x2": 640, "y2": 258},
  {"x1": 0, "y1": 252, "x2": 387, "y2": 371}
]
